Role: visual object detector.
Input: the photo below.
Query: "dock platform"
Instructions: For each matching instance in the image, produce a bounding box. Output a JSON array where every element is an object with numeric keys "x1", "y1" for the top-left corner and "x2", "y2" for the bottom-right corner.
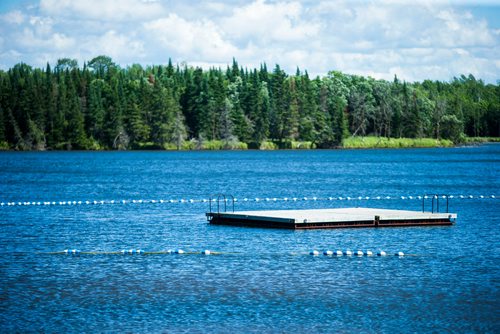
[{"x1": 206, "y1": 207, "x2": 457, "y2": 229}]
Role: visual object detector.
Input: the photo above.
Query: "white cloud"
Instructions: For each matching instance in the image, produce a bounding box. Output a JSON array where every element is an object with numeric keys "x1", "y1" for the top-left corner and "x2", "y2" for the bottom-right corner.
[
  {"x1": 81, "y1": 30, "x2": 145, "y2": 61},
  {"x1": 144, "y1": 14, "x2": 239, "y2": 62},
  {"x1": 2, "y1": 10, "x2": 25, "y2": 24},
  {"x1": 39, "y1": 0, "x2": 165, "y2": 21},
  {"x1": 0, "y1": 0, "x2": 498, "y2": 83},
  {"x1": 222, "y1": 0, "x2": 319, "y2": 43}
]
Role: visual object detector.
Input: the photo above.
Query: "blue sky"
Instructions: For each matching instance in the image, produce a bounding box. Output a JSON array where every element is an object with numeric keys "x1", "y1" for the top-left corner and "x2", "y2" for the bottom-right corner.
[{"x1": 0, "y1": 0, "x2": 499, "y2": 83}]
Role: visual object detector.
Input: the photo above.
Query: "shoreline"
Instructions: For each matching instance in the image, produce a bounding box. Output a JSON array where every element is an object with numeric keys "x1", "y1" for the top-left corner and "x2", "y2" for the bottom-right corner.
[{"x1": 0, "y1": 137, "x2": 498, "y2": 152}]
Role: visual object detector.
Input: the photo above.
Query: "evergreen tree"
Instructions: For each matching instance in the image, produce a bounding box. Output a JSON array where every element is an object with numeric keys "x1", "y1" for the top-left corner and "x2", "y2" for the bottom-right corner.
[
  {"x1": 0, "y1": 57, "x2": 498, "y2": 150},
  {"x1": 269, "y1": 65, "x2": 287, "y2": 141},
  {"x1": 65, "y1": 71, "x2": 88, "y2": 149}
]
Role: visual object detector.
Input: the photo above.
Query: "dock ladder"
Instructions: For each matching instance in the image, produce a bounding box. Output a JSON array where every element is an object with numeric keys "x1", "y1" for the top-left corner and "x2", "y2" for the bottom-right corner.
[
  {"x1": 422, "y1": 194, "x2": 450, "y2": 213},
  {"x1": 208, "y1": 194, "x2": 234, "y2": 214}
]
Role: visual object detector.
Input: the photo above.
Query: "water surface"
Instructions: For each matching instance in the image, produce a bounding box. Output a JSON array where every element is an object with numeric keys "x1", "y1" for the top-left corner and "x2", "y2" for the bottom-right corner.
[{"x1": 0, "y1": 145, "x2": 499, "y2": 333}]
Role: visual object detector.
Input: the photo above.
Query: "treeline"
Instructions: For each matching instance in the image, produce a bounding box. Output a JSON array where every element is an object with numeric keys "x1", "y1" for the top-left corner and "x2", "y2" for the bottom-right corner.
[{"x1": 0, "y1": 55, "x2": 498, "y2": 150}]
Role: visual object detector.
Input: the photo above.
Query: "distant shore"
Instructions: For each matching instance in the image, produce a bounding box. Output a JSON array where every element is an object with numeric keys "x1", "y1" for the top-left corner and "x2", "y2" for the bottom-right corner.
[{"x1": 1, "y1": 136, "x2": 498, "y2": 151}]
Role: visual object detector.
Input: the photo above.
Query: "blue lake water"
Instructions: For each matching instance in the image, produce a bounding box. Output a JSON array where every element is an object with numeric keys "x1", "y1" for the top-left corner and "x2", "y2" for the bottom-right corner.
[{"x1": 0, "y1": 145, "x2": 499, "y2": 333}]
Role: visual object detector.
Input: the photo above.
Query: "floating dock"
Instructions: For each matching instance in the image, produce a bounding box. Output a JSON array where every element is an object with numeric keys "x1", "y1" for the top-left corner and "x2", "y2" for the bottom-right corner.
[{"x1": 206, "y1": 207, "x2": 457, "y2": 229}]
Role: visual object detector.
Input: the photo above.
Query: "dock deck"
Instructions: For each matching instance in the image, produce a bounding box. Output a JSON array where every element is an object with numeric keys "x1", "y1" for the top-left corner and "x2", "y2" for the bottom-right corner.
[{"x1": 206, "y1": 207, "x2": 457, "y2": 229}]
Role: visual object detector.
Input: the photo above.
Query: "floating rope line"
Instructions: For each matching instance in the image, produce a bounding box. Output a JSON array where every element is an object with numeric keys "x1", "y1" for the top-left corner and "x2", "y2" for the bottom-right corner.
[
  {"x1": 0, "y1": 194, "x2": 497, "y2": 208},
  {"x1": 46, "y1": 249, "x2": 412, "y2": 257}
]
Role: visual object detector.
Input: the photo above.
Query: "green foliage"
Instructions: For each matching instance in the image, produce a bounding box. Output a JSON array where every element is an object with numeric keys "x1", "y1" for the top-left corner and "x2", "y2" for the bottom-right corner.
[
  {"x1": 464, "y1": 137, "x2": 500, "y2": 143},
  {"x1": 0, "y1": 57, "x2": 497, "y2": 151},
  {"x1": 259, "y1": 141, "x2": 278, "y2": 150},
  {"x1": 343, "y1": 136, "x2": 454, "y2": 148}
]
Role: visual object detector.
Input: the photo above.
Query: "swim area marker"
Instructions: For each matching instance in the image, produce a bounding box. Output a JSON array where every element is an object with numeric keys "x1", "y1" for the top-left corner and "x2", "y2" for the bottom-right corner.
[{"x1": 1, "y1": 194, "x2": 497, "y2": 208}]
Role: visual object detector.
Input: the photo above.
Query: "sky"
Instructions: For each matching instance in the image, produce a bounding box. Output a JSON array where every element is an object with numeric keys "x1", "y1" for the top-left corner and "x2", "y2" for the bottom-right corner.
[{"x1": 0, "y1": 0, "x2": 499, "y2": 83}]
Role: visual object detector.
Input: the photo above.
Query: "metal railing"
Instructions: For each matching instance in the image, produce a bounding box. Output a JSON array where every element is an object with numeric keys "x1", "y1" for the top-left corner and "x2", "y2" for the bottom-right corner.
[
  {"x1": 422, "y1": 194, "x2": 449, "y2": 213},
  {"x1": 208, "y1": 194, "x2": 235, "y2": 214}
]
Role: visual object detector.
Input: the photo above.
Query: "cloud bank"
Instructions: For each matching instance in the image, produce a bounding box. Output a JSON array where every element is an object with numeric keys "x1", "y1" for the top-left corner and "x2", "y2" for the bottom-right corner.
[{"x1": 0, "y1": 0, "x2": 498, "y2": 83}]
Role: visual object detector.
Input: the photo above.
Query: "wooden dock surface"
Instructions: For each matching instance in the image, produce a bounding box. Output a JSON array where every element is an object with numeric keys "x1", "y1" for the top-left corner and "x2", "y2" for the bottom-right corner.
[{"x1": 206, "y1": 207, "x2": 457, "y2": 229}]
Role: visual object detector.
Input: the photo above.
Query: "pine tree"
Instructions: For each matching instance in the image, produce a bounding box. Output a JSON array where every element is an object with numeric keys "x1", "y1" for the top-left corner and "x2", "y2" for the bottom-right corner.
[
  {"x1": 285, "y1": 77, "x2": 300, "y2": 140},
  {"x1": 65, "y1": 70, "x2": 88, "y2": 149},
  {"x1": 269, "y1": 65, "x2": 287, "y2": 141}
]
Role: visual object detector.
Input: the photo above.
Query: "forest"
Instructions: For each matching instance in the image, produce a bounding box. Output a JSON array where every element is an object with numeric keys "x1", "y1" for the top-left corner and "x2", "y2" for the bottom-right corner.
[{"x1": 0, "y1": 55, "x2": 498, "y2": 150}]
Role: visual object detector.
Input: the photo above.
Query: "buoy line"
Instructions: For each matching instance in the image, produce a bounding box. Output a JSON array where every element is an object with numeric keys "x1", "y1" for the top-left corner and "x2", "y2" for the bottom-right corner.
[
  {"x1": 45, "y1": 249, "x2": 411, "y2": 257},
  {"x1": 0, "y1": 194, "x2": 497, "y2": 208}
]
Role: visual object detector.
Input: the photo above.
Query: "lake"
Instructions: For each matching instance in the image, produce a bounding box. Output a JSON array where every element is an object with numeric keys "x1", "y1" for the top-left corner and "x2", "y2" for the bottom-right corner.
[{"x1": 0, "y1": 145, "x2": 499, "y2": 333}]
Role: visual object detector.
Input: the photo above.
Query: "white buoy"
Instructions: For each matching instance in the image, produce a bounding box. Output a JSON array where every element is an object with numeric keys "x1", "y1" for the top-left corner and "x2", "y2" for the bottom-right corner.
[
  {"x1": 395, "y1": 251, "x2": 405, "y2": 257},
  {"x1": 335, "y1": 250, "x2": 343, "y2": 256},
  {"x1": 377, "y1": 251, "x2": 387, "y2": 256},
  {"x1": 201, "y1": 250, "x2": 211, "y2": 255},
  {"x1": 310, "y1": 250, "x2": 319, "y2": 256},
  {"x1": 323, "y1": 250, "x2": 333, "y2": 256},
  {"x1": 64, "y1": 249, "x2": 69, "y2": 254},
  {"x1": 71, "y1": 249, "x2": 79, "y2": 255},
  {"x1": 344, "y1": 250, "x2": 353, "y2": 256},
  {"x1": 366, "y1": 250, "x2": 373, "y2": 256},
  {"x1": 137, "y1": 249, "x2": 144, "y2": 255},
  {"x1": 128, "y1": 249, "x2": 136, "y2": 255},
  {"x1": 284, "y1": 197, "x2": 288, "y2": 201},
  {"x1": 491, "y1": 195, "x2": 496, "y2": 198},
  {"x1": 121, "y1": 250, "x2": 127, "y2": 255},
  {"x1": 293, "y1": 198, "x2": 297, "y2": 201},
  {"x1": 175, "y1": 249, "x2": 185, "y2": 254},
  {"x1": 355, "y1": 250, "x2": 364, "y2": 256}
]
